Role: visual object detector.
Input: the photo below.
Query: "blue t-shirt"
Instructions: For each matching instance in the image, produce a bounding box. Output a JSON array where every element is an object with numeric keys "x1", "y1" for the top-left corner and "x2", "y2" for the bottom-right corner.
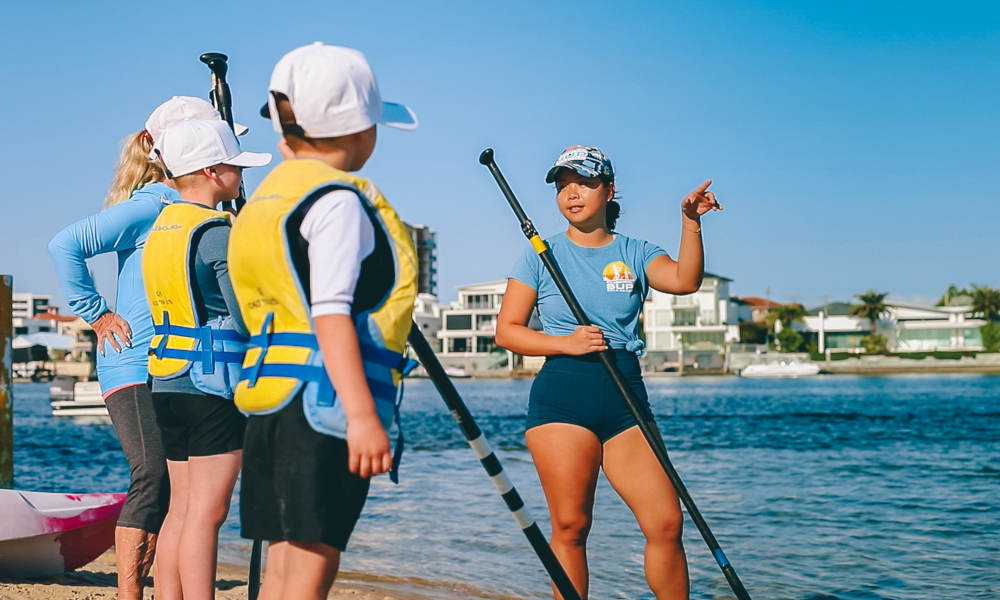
[
  {"x1": 509, "y1": 232, "x2": 666, "y2": 353},
  {"x1": 49, "y1": 182, "x2": 179, "y2": 393}
]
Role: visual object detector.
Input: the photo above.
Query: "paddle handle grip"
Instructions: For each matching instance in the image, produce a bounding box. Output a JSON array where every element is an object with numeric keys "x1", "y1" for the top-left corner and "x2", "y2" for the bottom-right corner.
[{"x1": 199, "y1": 52, "x2": 245, "y2": 212}]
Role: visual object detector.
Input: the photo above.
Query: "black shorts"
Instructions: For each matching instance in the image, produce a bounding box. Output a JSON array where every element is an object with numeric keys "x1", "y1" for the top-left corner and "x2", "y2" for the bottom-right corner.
[
  {"x1": 527, "y1": 349, "x2": 651, "y2": 443},
  {"x1": 151, "y1": 392, "x2": 246, "y2": 461},
  {"x1": 240, "y1": 394, "x2": 371, "y2": 552}
]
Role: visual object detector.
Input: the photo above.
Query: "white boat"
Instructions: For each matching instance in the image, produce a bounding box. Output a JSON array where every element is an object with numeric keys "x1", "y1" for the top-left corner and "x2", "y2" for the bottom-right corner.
[
  {"x1": 444, "y1": 366, "x2": 470, "y2": 378},
  {"x1": 0, "y1": 489, "x2": 125, "y2": 576},
  {"x1": 740, "y1": 361, "x2": 820, "y2": 378},
  {"x1": 50, "y1": 381, "x2": 108, "y2": 417}
]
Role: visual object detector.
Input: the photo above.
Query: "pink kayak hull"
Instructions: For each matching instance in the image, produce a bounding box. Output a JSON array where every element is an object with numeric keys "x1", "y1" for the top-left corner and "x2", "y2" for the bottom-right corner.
[{"x1": 0, "y1": 489, "x2": 125, "y2": 577}]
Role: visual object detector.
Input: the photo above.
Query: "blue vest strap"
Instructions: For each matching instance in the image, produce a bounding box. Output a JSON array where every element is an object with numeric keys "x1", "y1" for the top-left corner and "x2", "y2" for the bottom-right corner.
[
  {"x1": 156, "y1": 348, "x2": 246, "y2": 364},
  {"x1": 151, "y1": 311, "x2": 245, "y2": 368},
  {"x1": 239, "y1": 363, "x2": 398, "y2": 400}
]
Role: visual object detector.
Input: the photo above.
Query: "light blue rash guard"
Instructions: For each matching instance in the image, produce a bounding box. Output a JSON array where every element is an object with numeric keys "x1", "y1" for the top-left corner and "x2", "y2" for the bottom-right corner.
[
  {"x1": 509, "y1": 232, "x2": 666, "y2": 354},
  {"x1": 48, "y1": 182, "x2": 180, "y2": 394}
]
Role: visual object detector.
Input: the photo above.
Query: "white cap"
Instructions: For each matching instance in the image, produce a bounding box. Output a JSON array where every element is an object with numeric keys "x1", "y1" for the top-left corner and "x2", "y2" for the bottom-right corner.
[
  {"x1": 144, "y1": 96, "x2": 248, "y2": 159},
  {"x1": 264, "y1": 42, "x2": 417, "y2": 138},
  {"x1": 153, "y1": 119, "x2": 271, "y2": 178}
]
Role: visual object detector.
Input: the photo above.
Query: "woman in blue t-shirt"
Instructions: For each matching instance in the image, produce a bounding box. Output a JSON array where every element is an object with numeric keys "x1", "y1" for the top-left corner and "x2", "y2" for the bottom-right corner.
[{"x1": 496, "y1": 146, "x2": 721, "y2": 600}]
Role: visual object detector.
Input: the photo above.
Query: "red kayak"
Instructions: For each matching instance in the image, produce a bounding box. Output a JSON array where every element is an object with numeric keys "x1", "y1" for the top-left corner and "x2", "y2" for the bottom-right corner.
[{"x1": 0, "y1": 489, "x2": 125, "y2": 576}]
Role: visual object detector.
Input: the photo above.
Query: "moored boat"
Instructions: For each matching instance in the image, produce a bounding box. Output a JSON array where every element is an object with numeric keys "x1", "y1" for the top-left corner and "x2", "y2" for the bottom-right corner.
[
  {"x1": 49, "y1": 381, "x2": 108, "y2": 417},
  {"x1": 0, "y1": 490, "x2": 125, "y2": 576},
  {"x1": 740, "y1": 361, "x2": 821, "y2": 378}
]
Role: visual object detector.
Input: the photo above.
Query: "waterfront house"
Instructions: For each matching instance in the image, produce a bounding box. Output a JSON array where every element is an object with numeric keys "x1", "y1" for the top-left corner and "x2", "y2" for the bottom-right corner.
[
  {"x1": 642, "y1": 272, "x2": 743, "y2": 351},
  {"x1": 803, "y1": 302, "x2": 985, "y2": 352},
  {"x1": 412, "y1": 293, "x2": 444, "y2": 352},
  {"x1": 436, "y1": 280, "x2": 513, "y2": 372}
]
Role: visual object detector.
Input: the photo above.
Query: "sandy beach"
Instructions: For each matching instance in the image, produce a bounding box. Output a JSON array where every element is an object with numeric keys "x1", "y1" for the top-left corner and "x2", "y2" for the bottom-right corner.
[{"x1": 0, "y1": 548, "x2": 521, "y2": 600}]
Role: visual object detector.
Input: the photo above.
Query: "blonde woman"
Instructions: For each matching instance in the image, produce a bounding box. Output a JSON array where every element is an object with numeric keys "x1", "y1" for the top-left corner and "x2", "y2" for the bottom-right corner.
[{"x1": 48, "y1": 96, "x2": 240, "y2": 600}]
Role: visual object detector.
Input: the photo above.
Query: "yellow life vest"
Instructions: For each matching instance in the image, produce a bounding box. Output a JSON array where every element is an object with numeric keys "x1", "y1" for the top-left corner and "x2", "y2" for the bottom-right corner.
[
  {"x1": 142, "y1": 202, "x2": 246, "y2": 397},
  {"x1": 229, "y1": 159, "x2": 417, "y2": 441}
]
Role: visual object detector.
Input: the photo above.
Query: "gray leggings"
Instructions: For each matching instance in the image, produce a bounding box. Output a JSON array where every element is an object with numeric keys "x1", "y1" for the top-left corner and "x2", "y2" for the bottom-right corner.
[{"x1": 105, "y1": 383, "x2": 170, "y2": 532}]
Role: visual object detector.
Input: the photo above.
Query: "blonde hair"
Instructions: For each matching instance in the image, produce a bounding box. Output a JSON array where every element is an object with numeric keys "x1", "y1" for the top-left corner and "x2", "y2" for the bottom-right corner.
[{"x1": 104, "y1": 131, "x2": 166, "y2": 207}]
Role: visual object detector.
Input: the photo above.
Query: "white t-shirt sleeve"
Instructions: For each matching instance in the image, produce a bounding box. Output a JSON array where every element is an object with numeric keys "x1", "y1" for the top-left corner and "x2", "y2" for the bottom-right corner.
[{"x1": 299, "y1": 189, "x2": 376, "y2": 317}]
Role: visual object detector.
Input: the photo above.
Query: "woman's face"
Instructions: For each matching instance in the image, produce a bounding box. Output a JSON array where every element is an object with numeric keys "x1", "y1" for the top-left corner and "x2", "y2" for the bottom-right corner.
[{"x1": 555, "y1": 169, "x2": 612, "y2": 229}]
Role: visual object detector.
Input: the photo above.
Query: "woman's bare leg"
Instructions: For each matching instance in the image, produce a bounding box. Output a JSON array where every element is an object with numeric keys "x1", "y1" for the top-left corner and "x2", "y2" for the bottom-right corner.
[
  {"x1": 603, "y1": 426, "x2": 688, "y2": 600},
  {"x1": 526, "y1": 423, "x2": 602, "y2": 599},
  {"x1": 177, "y1": 450, "x2": 241, "y2": 600}
]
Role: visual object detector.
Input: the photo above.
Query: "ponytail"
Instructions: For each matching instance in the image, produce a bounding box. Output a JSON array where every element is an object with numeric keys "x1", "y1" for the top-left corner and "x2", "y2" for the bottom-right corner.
[
  {"x1": 104, "y1": 131, "x2": 165, "y2": 207},
  {"x1": 605, "y1": 199, "x2": 621, "y2": 230},
  {"x1": 604, "y1": 177, "x2": 621, "y2": 230}
]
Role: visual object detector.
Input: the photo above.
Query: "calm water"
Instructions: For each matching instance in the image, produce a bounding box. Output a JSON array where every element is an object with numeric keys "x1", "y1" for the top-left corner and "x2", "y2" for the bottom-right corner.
[{"x1": 11, "y1": 375, "x2": 1000, "y2": 599}]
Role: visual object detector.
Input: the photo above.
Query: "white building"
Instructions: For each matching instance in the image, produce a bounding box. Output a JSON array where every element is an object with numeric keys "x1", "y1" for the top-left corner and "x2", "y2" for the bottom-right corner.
[
  {"x1": 12, "y1": 292, "x2": 51, "y2": 323},
  {"x1": 643, "y1": 273, "x2": 743, "y2": 350},
  {"x1": 411, "y1": 293, "x2": 444, "y2": 352},
  {"x1": 803, "y1": 302, "x2": 986, "y2": 352},
  {"x1": 436, "y1": 280, "x2": 513, "y2": 372}
]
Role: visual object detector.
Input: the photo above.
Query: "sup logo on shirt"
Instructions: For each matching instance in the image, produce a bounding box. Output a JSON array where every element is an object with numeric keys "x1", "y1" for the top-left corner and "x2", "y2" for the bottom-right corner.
[{"x1": 602, "y1": 261, "x2": 635, "y2": 292}]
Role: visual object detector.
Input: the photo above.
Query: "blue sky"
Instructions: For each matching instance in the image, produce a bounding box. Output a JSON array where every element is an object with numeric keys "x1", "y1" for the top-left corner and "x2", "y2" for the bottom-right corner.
[{"x1": 1, "y1": 1, "x2": 997, "y2": 309}]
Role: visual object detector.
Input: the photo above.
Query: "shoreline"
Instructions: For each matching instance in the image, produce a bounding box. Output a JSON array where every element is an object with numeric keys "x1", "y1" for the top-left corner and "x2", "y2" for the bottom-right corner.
[{"x1": 0, "y1": 549, "x2": 521, "y2": 600}]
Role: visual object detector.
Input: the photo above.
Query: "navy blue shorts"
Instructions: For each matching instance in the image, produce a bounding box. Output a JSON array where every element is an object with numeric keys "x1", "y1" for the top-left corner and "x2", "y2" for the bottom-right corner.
[{"x1": 527, "y1": 349, "x2": 651, "y2": 443}]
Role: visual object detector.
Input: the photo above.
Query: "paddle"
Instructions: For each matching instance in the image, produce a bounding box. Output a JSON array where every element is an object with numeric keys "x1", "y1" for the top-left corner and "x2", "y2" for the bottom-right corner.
[
  {"x1": 198, "y1": 50, "x2": 260, "y2": 600},
  {"x1": 200, "y1": 52, "x2": 247, "y2": 214},
  {"x1": 479, "y1": 148, "x2": 752, "y2": 600},
  {"x1": 407, "y1": 323, "x2": 583, "y2": 600}
]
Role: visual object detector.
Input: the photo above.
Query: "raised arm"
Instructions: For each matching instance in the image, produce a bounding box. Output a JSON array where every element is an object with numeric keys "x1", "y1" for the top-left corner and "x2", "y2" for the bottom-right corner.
[
  {"x1": 48, "y1": 194, "x2": 166, "y2": 353},
  {"x1": 495, "y1": 278, "x2": 607, "y2": 356},
  {"x1": 646, "y1": 179, "x2": 722, "y2": 295}
]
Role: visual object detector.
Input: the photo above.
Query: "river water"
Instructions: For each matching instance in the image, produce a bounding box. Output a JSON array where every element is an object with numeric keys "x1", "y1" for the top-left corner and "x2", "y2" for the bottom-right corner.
[{"x1": 11, "y1": 374, "x2": 999, "y2": 599}]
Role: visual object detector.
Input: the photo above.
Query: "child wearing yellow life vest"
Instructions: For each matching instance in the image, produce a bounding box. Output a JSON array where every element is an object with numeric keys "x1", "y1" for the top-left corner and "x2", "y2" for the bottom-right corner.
[
  {"x1": 228, "y1": 43, "x2": 418, "y2": 599},
  {"x1": 142, "y1": 119, "x2": 271, "y2": 600}
]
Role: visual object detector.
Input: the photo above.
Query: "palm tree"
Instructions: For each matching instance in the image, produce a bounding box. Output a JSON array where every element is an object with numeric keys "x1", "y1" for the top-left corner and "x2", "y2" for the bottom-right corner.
[
  {"x1": 764, "y1": 303, "x2": 807, "y2": 330},
  {"x1": 762, "y1": 303, "x2": 806, "y2": 352},
  {"x1": 936, "y1": 284, "x2": 972, "y2": 307},
  {"x1": 849, "y1": 290, "x2": 889, "y2": 336},
  {"x1": 971, "y1": 284, "x2": 1000, "y2": 323}
]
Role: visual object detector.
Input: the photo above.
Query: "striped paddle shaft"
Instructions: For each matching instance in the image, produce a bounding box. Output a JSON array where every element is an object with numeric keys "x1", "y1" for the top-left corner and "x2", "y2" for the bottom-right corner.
[{"x1": 407, "y1": 324, "x2": 582, "y2": 600}]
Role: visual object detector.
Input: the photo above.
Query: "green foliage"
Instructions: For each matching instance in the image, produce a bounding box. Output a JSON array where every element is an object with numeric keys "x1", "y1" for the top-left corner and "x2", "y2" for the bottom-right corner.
[
  {"x1": 981, "y1": 322, "x2": 1000, "y2": 352},
  {"x1": 738, "y1": 321, "x2": 768, "y2": 344},
  {"x1": 971, "y1": 285, "x2": 1000, "y2": 323},
  {"x1": 936, "y1": 284, "x2": 972, "y2": 307},
  {"x1": 889, "y1": 351, "x2": 976, "y2": 359},
  {"x1": 765, "y1": 304, "x2": 807, "y2": 330},
  {"x1": 861, "y1": 334, "x2": 889, "y2": 354},
  {"x1": 776, "y1": 327, "x2": 804, "y2": 353},
  {"x1": 849, "y1": 290, "x2": 889, "y2": 336}
]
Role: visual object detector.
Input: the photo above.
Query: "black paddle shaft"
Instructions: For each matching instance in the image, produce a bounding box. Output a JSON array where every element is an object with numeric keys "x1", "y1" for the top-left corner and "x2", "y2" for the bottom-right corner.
[
  {"x1": 479, "y1": 148, "x2": 752, "y2": 600},
  {"x1": 200, "y1": 51, "x2": 255, "y2": 595},
  {"x1": 407, "y1": 324, "x2": 583, "y2": 600},
  {"x1": 199, "y1": 52, "x2": 246, "y2": 212}
]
